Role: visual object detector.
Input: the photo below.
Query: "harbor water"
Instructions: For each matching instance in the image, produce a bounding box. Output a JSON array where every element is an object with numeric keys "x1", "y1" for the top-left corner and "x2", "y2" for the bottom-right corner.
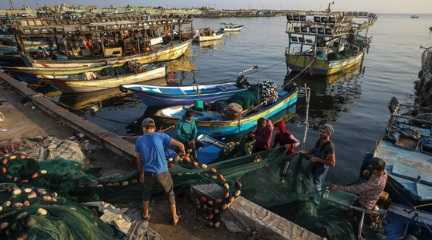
[{"x1": 76, "y1": 14, "x2": 432, "y2": 185}]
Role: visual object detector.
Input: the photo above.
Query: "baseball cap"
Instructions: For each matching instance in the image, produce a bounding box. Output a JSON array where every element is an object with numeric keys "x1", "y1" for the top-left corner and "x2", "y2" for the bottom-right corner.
[{"x1": 141, "y1": 118, "x2": 156, "y2": 128}]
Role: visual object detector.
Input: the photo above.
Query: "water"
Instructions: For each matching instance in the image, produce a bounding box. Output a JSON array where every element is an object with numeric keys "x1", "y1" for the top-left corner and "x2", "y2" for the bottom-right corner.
[{"x1": 58, "y1": 14, "x2": 432, "y2": 185}]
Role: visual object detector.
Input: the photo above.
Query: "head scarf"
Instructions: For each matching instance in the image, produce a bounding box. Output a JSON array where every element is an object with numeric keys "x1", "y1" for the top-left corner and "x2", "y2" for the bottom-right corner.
[
  {"x1": 322, "y1": 124, "x2": 334, "y2": 136},
  {"x1": 275, "y1": 121, "x2": 289, "y2": 134}
]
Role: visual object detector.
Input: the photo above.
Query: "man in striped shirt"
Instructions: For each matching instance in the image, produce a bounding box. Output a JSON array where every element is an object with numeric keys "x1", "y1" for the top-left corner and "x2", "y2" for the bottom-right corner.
[{"x1": 330, "y1": 158, "x2": 388, "y2": 210}]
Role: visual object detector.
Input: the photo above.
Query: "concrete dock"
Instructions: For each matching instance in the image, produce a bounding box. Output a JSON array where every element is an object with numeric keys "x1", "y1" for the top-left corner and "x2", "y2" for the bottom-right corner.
[{"x1": 0, "y1": 72, "x2": 322, "y2": 240}]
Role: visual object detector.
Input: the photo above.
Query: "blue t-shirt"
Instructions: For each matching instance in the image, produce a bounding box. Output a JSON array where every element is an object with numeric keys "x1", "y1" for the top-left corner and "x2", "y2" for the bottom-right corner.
[{"x1": 135, "y1": 132, "x2": 172, "y2": 174}]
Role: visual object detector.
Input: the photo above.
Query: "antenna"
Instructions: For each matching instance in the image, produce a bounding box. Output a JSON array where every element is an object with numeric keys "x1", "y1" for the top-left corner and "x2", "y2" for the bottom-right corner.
[
  {"x1": 327, "y1": 1, "x2": 335, "y2": 13},
  {"x1": 9, "y1": 0, "x2": 14, "y2": 9}
]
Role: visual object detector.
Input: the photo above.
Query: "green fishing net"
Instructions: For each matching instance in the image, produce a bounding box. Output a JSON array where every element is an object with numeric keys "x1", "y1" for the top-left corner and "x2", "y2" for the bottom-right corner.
[{"x1": 239, "y1": 153, "x2": 377, "y2": 240}]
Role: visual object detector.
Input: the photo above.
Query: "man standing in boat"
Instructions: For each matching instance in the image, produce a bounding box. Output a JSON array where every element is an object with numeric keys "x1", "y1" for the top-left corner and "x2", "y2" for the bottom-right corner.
[
  {"x1": 136, "y1": 118, "x2": 185, "y2": 225},
  {"x1": 175, "y1": 110, "x2": 198, "y2": 153},
  {"x1": 302, "y1": 124, "x2": 336, "y2": 203}
]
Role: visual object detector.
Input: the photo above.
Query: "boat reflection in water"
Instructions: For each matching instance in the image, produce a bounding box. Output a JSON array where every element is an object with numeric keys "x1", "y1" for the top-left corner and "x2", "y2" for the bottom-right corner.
[
  {"x1": 58, "y1": 54, "x2": 195, "y2": 119},
  {"x1": 198, "y1": 39, "x2": 224, "y2": 49},
  {"x1": 293, "y1": 65, "x2": 363, "y2": 127}
]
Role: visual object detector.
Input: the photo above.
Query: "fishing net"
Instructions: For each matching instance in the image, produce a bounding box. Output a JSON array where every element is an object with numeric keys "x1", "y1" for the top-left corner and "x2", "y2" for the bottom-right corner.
[{"x1": 239, "y1": 153, "x2": 386, "y2": 240}]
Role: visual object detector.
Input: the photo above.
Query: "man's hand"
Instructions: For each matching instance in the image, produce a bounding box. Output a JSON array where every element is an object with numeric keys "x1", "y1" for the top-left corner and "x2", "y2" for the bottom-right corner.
[
  {"x1": 139, "y1": 171, "x2": 145, "y2": 184},
  {"x1": 329, "y1": 184, "x2": 338, "y2": 192}
]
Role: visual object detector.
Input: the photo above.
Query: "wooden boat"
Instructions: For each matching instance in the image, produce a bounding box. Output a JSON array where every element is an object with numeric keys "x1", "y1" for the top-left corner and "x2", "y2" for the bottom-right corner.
[
  {"x1": 194, "y1": 28, "x2": 224, "y2": 42},
  {"x1": 121, "y1": 82, "x2": 247, "y2": 107},
  {"x1": 3, "y1": 41, "x2": 190, "y2": 76},
  {"x1": 197, "y1": 32, "x2": 224, "y2": 42},
  {"x1": 48, "y1": 65, "x2": 166, "y2": 93},
  {"x1": 373, "y1": 100, "x2": 432, "y2": 207},
  {"x1": 429, "y1": 26, "x2": 432, "y2": 32},
  {"x1": 154, "y1": 88, "x2": 298, "y2": 137},
  {"x1": 221, "y1": 23, "x2": 244, "y2": 32},
  {"x1": 286, "y1": 51, "x2": 364, "y2": 76},
  {"x1": 285, "y1": 9, "x2": 375, "y2": 76},
  {"x1": 31, "y1": 40, "x2": 191, "y2": 68},
  {"x1": 411, "y1": 15, "x2": 420, "y2": 19}
]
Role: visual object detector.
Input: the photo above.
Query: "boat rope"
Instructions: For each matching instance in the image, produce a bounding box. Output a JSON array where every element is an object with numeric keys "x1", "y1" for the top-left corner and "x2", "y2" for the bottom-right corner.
[{"x1": 282, "y1": 59, "x2": 316, "y2": 89}]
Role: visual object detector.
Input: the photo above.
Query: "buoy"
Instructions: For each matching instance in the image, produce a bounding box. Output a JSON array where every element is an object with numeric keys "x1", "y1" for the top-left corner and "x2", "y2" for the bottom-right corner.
[
  {"x1": 12, "y1": 188, "x2": 22, "y2": 196},
  {"x1": 208, "y1": 200, "x2": 214, "y2": 206},
  {"x1": 234, "y1": 190, "x2": 241, "y2": 197},
  {"x1": 4, "y1": 201, "x2": 11, "y2": 207},
  {"x1": 214, "y1": 221, "x2": 221, "y2": 228},
  {"x1": 9, "y1": 155, "x2": 17, "y2": 160},
  {"x1": 32, "y1": 172, "x2": 39, "y2": 179},
  {"x1": 24, "y1": 188, "x2": 32, "y2": 193},
  {"x1": 224, "y1": 190, "x2": 229, "y2": 198},
  {"x1": 23, "y1": 201, "x2": 30, "y2": 207},
  {"x1": 223, "y1": 183, "x2": 229, "y2": 190},
  {"x1": 37, "y1": 189, "x2": 47, "y2": 195},
  {"x1": 14, "y1": 202, "x2": 24, "y2": 209},
  {"x1": 27, "y1": 192, "x2": 37, "y2": 199},
  {"x1": 200, "y1": 164, "x2": 208, "y2": 169},
  {"x1": 235, "y1": 181, "x2": 242, "y2": 189},
  {"x1": 37, "y1": 208, "x2": 48, "y2": 216},
  {"x1": 40, "y1": 170, "x2": 48, "y2": 175},
  {"x1": 1, "y1": 167, "x2": 7, "y2": 174},
  {"x1": 209, "y1": 168, "x2": 217, "y2": 174},
  {"x1": 0, "y1": 206, "x2": 3, "y2": 212},
  {"x1": 121, "y1": 181, "x2": 128, "y2": 186},
  {"x1": 217, "y1": 174, "x2": 225, "y2": 182},
  {"x1": 42, "y1": 196, "x2": 52, "y2": 202},
  {"x1": 2, "y1": 158, "x2": 8, "y2": 165}
]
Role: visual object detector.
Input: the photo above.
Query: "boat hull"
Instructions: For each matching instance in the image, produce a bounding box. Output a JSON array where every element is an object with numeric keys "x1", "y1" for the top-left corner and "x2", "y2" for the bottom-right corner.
[
  {"x1": 3, "y1": 41, "x2": 191, "y2": 76},
  {"x1": 155, "y1": 90, "x2": 298, "y2": 137},
  {"x1": 285, "y1": 51, "x2": 364, "y2": 76},
  {"x1": 197, "y1": 33, "x2": 224, "y2": 42},
  {"x1": 124, "y1": 82, "x2": 246, "y2": 107},
  {"x1": 49, "y1": 66, "x2": 166, "y2": 93},
  {"x1": 135, "y1": 90, "x2": 239, "y2": 107}
]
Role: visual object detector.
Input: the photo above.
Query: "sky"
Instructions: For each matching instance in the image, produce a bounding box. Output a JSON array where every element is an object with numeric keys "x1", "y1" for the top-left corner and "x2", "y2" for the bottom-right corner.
[{"x1": 1, "y1": 0, "x2": 432, "y2": 14}]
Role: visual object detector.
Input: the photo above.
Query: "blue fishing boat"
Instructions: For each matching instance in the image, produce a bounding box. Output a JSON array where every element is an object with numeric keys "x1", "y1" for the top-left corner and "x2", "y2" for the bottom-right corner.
[
  {"x1": 121, "y1": 82, "x2": 248, "y2": 107},
  {"x1": 371, "y1": 98, "x2": 432, "y2": 239},
  {"x1": 154, "y1": 87, "x2": 298, "y2": 137}
]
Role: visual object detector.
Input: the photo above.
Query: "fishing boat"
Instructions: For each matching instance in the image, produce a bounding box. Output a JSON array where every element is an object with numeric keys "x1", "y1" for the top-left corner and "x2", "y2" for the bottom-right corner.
[
  {"x1": 411, "y1": 15, "x2": 420, "y2": 19},
  {"x1": 154, "y1": 86, "x2": 298, "y2": 137},
  {"x1": 285, "y1": 9, "x2": 376, "y2": 76},
  {"x1": 429, "y1": 26, "x2": 432, "y2": 32},
  {"x1": 194, "y1": 28, "x2": 224, "y2": 42},
  {"x1": 221, "y1": 23, "x2": 244, "y2": 32},
  {"x1": 373, "y1": 98, "x2": 432, "y2": 208},
  {"x1": 121, "y1": 82, "x2": 248, "y2": 107},
  {"x1": 47, "y1": 64, "x2": 166, "y2": 93}
]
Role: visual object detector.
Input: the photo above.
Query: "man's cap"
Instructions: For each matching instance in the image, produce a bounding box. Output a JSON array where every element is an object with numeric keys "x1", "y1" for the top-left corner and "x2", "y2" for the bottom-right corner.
[
  {"x1": 321, "y1": 124, "x2": 334, "y2": 136},
  {"x1": 142, "y1": 118, "x2": 156, "y2": 127}
]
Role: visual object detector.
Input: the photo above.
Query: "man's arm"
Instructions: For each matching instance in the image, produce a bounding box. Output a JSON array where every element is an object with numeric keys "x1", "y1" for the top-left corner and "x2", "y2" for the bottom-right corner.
[
  {"x1": 170, "y1": 138, "x2": 186, "y2": 155},
  {"x1": 334, "y1": 180, "x2": 374, "y2": 195}
]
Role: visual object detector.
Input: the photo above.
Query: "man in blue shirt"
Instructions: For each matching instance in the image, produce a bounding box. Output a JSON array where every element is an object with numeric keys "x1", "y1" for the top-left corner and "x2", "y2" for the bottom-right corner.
[{"x1": 135, "y1": 118, "x2": 185, "y2": 225}]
